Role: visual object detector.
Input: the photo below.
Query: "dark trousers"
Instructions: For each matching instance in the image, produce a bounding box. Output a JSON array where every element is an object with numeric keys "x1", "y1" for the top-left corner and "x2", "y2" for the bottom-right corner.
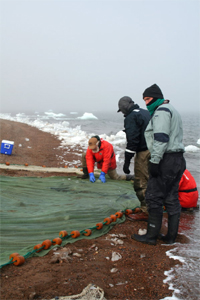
[{"x1": 145, "y1": 152, "x2": 186, "y2": 215}]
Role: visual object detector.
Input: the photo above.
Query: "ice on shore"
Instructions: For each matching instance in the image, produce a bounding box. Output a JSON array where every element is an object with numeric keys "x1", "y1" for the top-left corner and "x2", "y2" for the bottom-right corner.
[
  {"x1": 45, "y1": 111, "x2": 65, "y2": 117},
  {"x1": 185, "y1": 145, "x2": 200, "y2": 152},
  {"x1": 77, "y1": 112, "x2": 98, "y2": 120}
]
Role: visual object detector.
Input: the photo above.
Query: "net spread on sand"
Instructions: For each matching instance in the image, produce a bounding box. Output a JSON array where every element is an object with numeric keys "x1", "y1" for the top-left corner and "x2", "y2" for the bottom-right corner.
[{"x1": 0, "y1": 176, "x2": 139, "y2": 265}]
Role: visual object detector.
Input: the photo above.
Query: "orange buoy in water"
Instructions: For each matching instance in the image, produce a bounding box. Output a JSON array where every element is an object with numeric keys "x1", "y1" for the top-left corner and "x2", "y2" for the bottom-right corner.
[
  {"x1": 115, "y1": 211, "x2": 123, "y2": 218},
  {"x1": 96, "y1": 222, "x2": 103, "y2": 230},
  {"x1": 5, "y1": 162, "x2": 10, "y2": 166},
  {"x1": 42, "y1": 165, "x2": 46, "y2": 168},
  {"x1": 24, "y1": 163, "x2": 28, "y2": 166},
  {"x1": 52, "y1": 237, "x2": 62, "y2": 245},
  {"x1": 59, "y1": 230, "x2": 68, "y2": 237},
  {"x1": 13, "y1": 255, "x2": 25, "y2": 266},
  {"x1": 34, "y1": 244, "x2": 43, "y2": 253},
  {"x1": 104, "y1": 217, "x2": 113, "y2": 225},
  {"x1": 71, "y1": 230, "x2": 80, "y2": 238},
  {"x1": 42, "y1": 239, "x2": 52, "y2": 249},
  {"x1": 83, "y1": 229, "x2": 92, "y2": 236}
]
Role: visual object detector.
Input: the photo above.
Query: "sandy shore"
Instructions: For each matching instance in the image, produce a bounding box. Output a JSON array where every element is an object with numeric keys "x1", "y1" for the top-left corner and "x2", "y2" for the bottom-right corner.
[
  {"x1": 0, "y1": 119, "x2": 188, "y2": 300},
  {"x1": 0, "y1": 119, "x2": 84, "y2": 177}
]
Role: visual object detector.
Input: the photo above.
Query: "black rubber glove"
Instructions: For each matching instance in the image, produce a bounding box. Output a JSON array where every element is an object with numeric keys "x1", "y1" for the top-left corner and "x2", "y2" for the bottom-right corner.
[
  {"x1": 123, "y1": 152, "x2": 135, "y2": 174},
  {"x1": 149, "y1": 162, "x2": 159, "y2": 177}
]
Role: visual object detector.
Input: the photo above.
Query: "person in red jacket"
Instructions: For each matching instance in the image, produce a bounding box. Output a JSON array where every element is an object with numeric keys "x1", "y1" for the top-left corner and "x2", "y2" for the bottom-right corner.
[
  {"x1": 179, "y1": 169, "x2": 198, "y2": 208},
  {"x1": 79, "y1": 135, "x2": 134, "y2": 183}
]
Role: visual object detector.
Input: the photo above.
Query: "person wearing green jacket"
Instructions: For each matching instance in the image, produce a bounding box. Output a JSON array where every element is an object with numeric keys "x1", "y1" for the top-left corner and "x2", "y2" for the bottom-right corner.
[{"x1": 132, "y1": 84, "x2": 186, "y2": 245}]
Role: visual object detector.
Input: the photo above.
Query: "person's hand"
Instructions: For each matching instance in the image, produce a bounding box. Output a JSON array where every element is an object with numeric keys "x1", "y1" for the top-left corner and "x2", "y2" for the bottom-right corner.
[
  {"x1": 123, "y1": 151, "x2": 135, "y2": 174},
  {"x1": 89, "y1": 172, "x2": 96, "y2": 183},
  {"x1": 149, "y1": 162, "x2": 159, "y2": 177},
  {"x1": 98, "y1": 171, "x2": 106, "y2": 183},
  {"x1": 123, "y1": 161, "x2": 130, "y2": 174}
]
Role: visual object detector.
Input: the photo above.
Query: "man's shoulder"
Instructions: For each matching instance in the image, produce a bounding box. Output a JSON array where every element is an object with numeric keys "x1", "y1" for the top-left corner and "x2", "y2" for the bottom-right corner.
[
  {"x1": 139, "y1": 107, "x2": 151, "y2": 115},
  {"x1": 101, "y1": 139, "x2": 112, "y2": 147},
  {"x1": 156, "y1": 103, "x2": 173, "y2": 115},
  {"x1": 156, "y1": 102, "x2": 180, "y2": 118}
]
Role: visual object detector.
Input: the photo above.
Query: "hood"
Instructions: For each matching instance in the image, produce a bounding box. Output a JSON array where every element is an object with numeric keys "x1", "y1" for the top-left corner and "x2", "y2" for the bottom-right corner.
[{"x1": 118, "y1": 96, "x2": 139, "y2": 115}]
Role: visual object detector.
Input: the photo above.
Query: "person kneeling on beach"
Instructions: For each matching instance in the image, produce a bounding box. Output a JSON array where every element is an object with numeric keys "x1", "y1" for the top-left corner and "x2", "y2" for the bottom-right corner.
[{"x1": 79, "y1": 135, "x2": 134, "y2": 183}]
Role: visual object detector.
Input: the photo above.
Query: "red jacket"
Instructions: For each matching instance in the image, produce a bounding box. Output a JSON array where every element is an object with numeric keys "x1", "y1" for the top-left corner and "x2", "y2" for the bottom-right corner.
[
  {"x1": 179, "y1": 169, "x2": 198, "y2": 208},
  {"x1": 86, "y1": 139, "x2": 117, "y2": 174}
]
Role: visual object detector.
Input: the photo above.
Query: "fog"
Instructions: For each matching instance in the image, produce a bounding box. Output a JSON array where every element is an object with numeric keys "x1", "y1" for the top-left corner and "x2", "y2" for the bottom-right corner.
[{"x1": 0, "y1": 0, "x2": 199, "y2": 114}]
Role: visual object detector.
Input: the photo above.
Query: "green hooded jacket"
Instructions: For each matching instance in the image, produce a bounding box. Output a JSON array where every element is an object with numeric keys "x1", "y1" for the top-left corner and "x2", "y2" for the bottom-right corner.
[{"x1": 144, "y1": 102, "x2": 185, "y2": 164}]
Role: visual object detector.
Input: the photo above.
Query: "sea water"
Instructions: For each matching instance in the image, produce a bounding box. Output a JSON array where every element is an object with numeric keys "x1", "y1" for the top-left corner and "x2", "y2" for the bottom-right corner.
[{"x1": 0, "y1": 110, "x2": 200, "y2": 300}]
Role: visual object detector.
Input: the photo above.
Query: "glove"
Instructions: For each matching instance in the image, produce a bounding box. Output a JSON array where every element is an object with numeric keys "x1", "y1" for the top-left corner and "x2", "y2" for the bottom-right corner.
[
  {"x1": 123, "y1": 151, "x2": 135, "y2": 174},
  {"x1": 89, "y1": 172, "x2": 96, "y2": 183},
  {"x1": 98, "y1": 171, "x2": 106, "y2": 183},
  {"x1": 149, "y1": 162, "x2": 159, "y2": 177}
]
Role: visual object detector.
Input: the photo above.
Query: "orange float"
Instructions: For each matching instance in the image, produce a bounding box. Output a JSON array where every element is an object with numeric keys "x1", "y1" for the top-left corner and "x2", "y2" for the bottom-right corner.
[
  {"x1": 64, "y1": 165, "x2": 68, "y2": 168},
  {"x1": 34, "y1": 244, "x2": 43, "y2": 253},
  {"x1": 104, "y1": 217, "x2": 113, "y2": 225},
  {"x1": 96, "y1": 222, "x2": 103, "y2": 230},
  {"x1": 133, "y1": 207, "x2": 141, "y2": 214},
  {"x1": 13, "y1": 255, "x2": 25, "y2": 266},
  {"x1": 52, "y1": 237, "x2": 62, "y2": 245},
  {"x1": 42, "y1": 239, "x2": 52, "y2": 249},
  {"x1": 24, "y1": 163, "x2": 28, "y2": 166},
  {"x1": 110, "y1": 214, "x2": 117, "y2": 222},
  {"x1": 59, "y1": 230, "x2": 68, "y2": 237},
  {"x1": 9, "y1": 253, "x2": 19, "y2": 260},
  {"x1": 115, "y1": 211, "x2": 123, "y2": 218},
  {"x1": 83, "y1": 229, "x2": 92, "y2": 236},
  {"x1": 71, "y1": 230, "x2": 80, "y2": 238},
  {"x1": 125, "y1": 209, "x2": 133, "y2": 215},
  {"x1": 5, "y1": 162, "x2": 10, "y2": 166}
]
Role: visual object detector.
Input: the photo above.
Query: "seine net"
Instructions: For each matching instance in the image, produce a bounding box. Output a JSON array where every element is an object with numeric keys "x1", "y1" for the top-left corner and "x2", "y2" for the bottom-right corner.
[{"x1": 0, "y1": 175, "x2": 139, "y2": 265}]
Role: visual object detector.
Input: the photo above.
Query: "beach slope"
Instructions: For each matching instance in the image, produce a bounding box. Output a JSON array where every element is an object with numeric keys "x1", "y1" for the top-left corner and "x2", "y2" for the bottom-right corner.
[{"x1": 0, "y1": 119, "x2": 188, "y2": 300}]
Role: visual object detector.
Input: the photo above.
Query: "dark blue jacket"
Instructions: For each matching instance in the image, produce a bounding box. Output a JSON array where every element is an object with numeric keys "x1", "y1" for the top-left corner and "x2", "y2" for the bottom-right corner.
[{"x1": 123, "y1": 104, "x2": 150, "y2": 152}]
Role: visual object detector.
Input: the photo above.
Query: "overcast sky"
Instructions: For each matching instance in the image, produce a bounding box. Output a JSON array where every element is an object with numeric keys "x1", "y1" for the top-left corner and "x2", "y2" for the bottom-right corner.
[{"x1": 0, "y1": 0, "x2": 199, "y2": 114}]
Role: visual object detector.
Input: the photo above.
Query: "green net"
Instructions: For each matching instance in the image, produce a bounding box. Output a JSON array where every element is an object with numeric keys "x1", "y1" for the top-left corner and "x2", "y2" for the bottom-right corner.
[{"x1": 0, "y1": 175, "x2": 140, "y2": 265}]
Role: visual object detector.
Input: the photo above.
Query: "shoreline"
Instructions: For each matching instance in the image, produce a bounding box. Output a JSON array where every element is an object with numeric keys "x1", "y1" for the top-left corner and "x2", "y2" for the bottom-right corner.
[{"x1": 0, "y1": 119, "x2": 189, "y2": 300}]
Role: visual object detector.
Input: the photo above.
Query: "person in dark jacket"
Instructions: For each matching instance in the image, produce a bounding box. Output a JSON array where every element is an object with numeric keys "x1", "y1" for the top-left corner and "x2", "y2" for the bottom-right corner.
[
  {"x1": 117, "y1": 96, "x2": 151, "y2": 205},
  {"x1": 132, "y1": 84, "x2": 186, "y2": 245}
]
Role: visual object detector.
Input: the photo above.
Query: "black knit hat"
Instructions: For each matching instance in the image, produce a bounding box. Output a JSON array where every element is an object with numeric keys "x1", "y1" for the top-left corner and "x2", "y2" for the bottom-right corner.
[{"x1": 143, "y1": 84, "x2": 164, "y2": 99}]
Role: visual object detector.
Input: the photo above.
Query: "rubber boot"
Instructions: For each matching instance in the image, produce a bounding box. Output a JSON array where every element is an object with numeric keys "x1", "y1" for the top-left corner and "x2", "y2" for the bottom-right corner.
[
  {"x1": 161, "y1": 213, "x2": 180, "y2": 244},
  {"x1": 77, "y1": 167, "x2": 89, "y2": 179},
  {"x1": 126, "y1": 174, "x2": 135, "y2": 181},
  {"x1": 131, "y1": 212, "x2": 162, "y2": 245}
]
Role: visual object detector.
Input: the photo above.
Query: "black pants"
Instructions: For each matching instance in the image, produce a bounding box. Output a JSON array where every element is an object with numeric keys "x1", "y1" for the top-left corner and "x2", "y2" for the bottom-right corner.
[{"x1": 145, "y1": 152, "x2": 186, "y2": 215}]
